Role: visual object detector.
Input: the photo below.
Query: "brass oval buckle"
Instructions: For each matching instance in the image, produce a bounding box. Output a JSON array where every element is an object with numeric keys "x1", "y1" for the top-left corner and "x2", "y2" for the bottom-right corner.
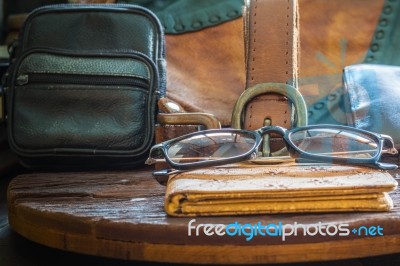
[{"x1": 231, "y1": 82, "x2": 308, "y2": 161}]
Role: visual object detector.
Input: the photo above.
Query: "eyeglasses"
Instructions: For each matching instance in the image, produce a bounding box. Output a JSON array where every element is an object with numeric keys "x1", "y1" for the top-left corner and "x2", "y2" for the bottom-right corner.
[{"x1": 146, "y1": 124, "x2": 398, "y2": 175}]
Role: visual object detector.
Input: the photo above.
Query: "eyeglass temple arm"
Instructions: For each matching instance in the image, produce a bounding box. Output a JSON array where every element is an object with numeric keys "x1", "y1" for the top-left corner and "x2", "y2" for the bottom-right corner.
[
  {"x1": 145, "y1": 143, "x2": 164, "y2": 165},
  {"x1": 381, "y1": 134, "x2": 398, "y2": 155},
  {"x1": 152, "y1": 169, "x2": 186, "y2": 185}
]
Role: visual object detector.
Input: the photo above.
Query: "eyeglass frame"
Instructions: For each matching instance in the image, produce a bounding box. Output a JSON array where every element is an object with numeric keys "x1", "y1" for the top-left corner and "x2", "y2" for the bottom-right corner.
[{"x1": 146, "y1": 124, "x2": 398, "y2": 171}]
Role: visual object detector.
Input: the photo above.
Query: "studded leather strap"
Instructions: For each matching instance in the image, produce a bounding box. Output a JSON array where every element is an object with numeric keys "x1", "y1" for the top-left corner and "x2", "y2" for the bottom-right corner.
[{"x1": 243, "y1": 0, "x2": 299, "y2": 130}]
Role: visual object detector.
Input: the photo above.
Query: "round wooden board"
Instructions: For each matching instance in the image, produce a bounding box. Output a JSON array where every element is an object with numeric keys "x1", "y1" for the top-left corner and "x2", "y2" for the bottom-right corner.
[{"x1": 6, "y1": 167, "x2": 400, "y2": 264}]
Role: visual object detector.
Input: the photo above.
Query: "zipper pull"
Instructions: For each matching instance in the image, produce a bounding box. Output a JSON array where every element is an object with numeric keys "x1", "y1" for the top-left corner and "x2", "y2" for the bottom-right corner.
[
  {"x1": 154, "y1": 90, "x2": 162, "y2": 100},
  {"x1": 16, "y1": 74, "x2": 28, "y2": 86}
]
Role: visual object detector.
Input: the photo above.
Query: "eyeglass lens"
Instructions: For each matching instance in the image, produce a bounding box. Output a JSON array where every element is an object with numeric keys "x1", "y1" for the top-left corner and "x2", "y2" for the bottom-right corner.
[
  {"x1": 167, "y1": 131, "x2": 257, "y2": 164},
  {"x1": 289, "y1": 128, "x2": 379, "y2": 159}
]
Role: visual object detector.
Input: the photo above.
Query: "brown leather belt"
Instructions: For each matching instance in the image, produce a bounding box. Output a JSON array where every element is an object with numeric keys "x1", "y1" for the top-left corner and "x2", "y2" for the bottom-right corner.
[
  {"x1": 156, "y1": 0, "x2": 303, "y2": 156},
  {"x1": 243, "y1": 0, "x2": 300, "y2": 130}
]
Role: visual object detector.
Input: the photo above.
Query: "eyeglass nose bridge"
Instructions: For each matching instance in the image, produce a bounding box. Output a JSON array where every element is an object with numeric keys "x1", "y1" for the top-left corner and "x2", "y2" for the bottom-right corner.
[
  {"x1": 231, "y1": 82, "x2": 308, "y2": 156},
  {"x1": 258, "y1": 125, "x2": 287, "y2": 136}
]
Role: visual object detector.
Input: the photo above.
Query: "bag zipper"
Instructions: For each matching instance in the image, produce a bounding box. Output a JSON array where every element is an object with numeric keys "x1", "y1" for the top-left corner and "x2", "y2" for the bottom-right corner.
[
  {"x1": 19, "y1": 4, "x2": 165, "y2": 59},
  {"x1": 16, "y1": 73, "x2": 149, "y2": 88}
]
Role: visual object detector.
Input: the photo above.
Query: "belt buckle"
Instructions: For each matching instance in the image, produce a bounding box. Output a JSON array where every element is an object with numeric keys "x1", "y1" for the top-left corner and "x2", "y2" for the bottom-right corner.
[{"x1": 231, "y1": 82, "x2": 308, "y2": 159}]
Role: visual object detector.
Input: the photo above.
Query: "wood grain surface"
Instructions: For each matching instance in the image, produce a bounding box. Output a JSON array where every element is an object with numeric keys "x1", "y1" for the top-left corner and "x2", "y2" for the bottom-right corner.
[{"x1": 6, "y1": 167, "x2": 400, "y2": 264}]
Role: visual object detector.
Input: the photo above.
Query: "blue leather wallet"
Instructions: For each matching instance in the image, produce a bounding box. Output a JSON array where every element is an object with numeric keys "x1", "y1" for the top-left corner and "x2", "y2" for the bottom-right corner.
[{"x1": 343, "y1": 64, "x2": 400, "y2": 147}]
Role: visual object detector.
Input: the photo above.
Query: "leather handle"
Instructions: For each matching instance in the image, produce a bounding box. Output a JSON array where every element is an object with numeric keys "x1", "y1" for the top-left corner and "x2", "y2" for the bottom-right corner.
[
  {"x1": 157, "y1": 113, "x2": 221, "y2": 130},
  {"x1": 155, "y1": 97, "x2": 221, "y2": 147}
]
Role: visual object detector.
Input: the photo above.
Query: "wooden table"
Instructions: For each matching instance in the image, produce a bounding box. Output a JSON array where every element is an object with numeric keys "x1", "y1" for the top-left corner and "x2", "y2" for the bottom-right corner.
[{"x1": 7, "y1": 167, "x2": 400, "y2": 265}]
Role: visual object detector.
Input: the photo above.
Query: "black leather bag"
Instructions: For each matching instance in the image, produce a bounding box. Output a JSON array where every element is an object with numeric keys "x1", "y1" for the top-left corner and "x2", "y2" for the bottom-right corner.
[{"x1": 2, "y1": 4, "x2": 166, "y2": 169}]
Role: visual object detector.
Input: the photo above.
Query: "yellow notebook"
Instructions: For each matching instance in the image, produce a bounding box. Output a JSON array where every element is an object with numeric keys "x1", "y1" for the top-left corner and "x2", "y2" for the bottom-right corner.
[{"x1": 164, "y1": 163, "x2": 398, "y2": 216}]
